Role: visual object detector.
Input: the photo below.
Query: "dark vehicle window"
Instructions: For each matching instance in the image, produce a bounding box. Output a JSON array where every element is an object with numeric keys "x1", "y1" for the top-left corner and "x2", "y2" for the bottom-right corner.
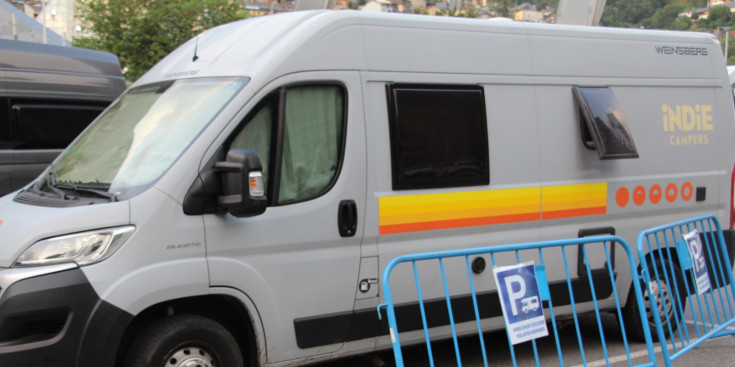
[
  {"x1": 387, "y1": 84, "x2": 489, "y2": 190},
  {"x1": 574, "y1": 86, "x2": 639, "y2": 159},
  {"x1": 11, "y1": 103, "x2": 106, "y2": 150},
  {"x1": 0, "y1": 98, "x2": 10, "y2": 149}
]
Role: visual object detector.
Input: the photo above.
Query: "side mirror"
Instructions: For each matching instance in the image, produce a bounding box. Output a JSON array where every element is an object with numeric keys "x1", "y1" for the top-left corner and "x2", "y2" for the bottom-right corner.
[{"x1": 216, "y1": 148, "x2": 267, "y2": 218}]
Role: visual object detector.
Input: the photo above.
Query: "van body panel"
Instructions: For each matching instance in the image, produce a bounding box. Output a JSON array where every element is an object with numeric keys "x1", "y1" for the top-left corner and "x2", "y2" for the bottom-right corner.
[
  {"x1": 368, "y1": 76, "x2": 544, "y2": 343},
  {"x1": 5, "y1": 70, "x2": 124, "y2": 101},
  {"x1": 0, "y1": 39, "x2": 124, "y2": 81},
  {"x1": 526, "y1": 28, "x2": 718, "y2": 79},
  {"x1": 80, "y1": 188, "x2": 209, "y2": 315},
  {"x1": 1, "y1": 10, "x2": 735, "y2": 367}
]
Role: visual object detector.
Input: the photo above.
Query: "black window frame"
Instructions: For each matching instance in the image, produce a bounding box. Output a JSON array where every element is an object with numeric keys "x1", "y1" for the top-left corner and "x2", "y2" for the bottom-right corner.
[
  {"x1": 225, "y1": 82, "x2": 348, "y2": 206},
  {"x1": 9, "y1": 99, "x2": 109, "y2": 150},
  {"x1": 0, "y1": 97, "x2": 10, "y2": 149},
  {"x1": 573, "y1": 86, "x2": 639, "y2": 160},
  {"x1": 386, "y1": 83, "x2": 490, "y2": 191}
]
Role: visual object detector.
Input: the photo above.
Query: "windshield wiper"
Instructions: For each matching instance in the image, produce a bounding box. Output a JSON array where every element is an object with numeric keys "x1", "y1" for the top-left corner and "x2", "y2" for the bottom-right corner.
[
  {"x1": 43, "y1": 167, "x2": 72, "y2": 199},
  {"x1": 56, "y1": 184, "x2": 118, "y2": 202}
]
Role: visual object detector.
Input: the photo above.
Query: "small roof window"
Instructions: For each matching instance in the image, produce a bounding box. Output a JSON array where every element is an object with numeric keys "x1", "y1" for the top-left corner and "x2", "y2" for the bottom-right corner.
[{"x1": 574, "y1": 86, "x2": 639, "y2": 159}]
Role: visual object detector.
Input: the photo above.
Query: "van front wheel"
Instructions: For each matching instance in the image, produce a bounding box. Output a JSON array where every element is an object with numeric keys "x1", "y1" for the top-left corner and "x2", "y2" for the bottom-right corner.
[{"x1": 123, "y1": 314, "x2": 244, "y2": 367}]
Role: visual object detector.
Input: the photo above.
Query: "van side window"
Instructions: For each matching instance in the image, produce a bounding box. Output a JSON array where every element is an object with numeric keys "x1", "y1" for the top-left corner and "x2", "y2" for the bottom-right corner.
[
  {"x1": 0, "y1": 98, "x2": 10, "y2": 149},
  {"x1": 573, "y1": 86, "x2": 639, "y2": 159},
  {"x1": 11, "y1": 102, "x2": 106, "y2": 149},
  {"x1": 229, "y1": 84, "x2": 345, "y2": 205},
  {"x1": 387, "y1": 84, "x2": 489, "y2": 190},
  {"x1": 231, "y1": 94, "x2": 277, "y2": 192}
]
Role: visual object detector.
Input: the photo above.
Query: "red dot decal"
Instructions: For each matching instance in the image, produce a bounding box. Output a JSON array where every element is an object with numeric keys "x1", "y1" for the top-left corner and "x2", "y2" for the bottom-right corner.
[
  {"x1": 666, "y1": 183, "x2": 678, "y2": 203},
  {"x1": 650, "y1": 184, "x2": 662, "y2": 204},
  {"x1": 681, "y1": 182, "x2": 693, "y2": 201},
  {"x1": 633, "y1": 186, "x2": 646, "y2": 206},
  {"x1": 616, "y1": 187, "x2": 629, "y2": 207}
]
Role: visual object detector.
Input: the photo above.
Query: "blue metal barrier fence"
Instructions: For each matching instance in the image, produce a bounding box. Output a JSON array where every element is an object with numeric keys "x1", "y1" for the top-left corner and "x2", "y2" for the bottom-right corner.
[
  {"x1": 378, "y1": 235, "x2": 658, "y2": 367},
  {"x1": 636, "y1": 215, "x2": 735, "y2": 367}
]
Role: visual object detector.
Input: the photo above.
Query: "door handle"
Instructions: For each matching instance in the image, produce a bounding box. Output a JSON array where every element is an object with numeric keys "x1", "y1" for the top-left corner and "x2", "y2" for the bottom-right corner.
[{"x1": 338, "y1": 200, "x2": 357, "y2": 237}]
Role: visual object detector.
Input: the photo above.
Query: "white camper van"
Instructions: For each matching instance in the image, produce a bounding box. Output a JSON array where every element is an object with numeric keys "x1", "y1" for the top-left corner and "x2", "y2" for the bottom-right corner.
[{"x1": 0, "y1": 10, "x2": 733, "y2": 367}]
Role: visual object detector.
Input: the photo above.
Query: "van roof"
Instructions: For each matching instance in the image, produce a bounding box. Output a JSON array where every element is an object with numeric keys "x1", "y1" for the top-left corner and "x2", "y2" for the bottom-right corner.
[
  {"x1": 0, "y1": 39, "x2": 126, "y2": 101},
  {"x1": 0, "y1": 38, "x2": 124, "y2": 78},
  {"x1": 135, "y1": 10, "x2": 723, "y2": 86}
]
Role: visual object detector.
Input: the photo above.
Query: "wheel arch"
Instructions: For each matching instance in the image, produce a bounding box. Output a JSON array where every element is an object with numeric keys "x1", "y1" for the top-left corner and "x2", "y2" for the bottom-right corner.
[{"x1": 114, "y1": 292, "x2": 263, "y2": 367}]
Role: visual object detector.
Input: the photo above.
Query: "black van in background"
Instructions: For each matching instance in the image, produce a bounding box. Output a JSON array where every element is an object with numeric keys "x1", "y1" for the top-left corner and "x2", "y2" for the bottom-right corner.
[{"x1": 0, "y1": 39, "x2": 125, "y2": 196}]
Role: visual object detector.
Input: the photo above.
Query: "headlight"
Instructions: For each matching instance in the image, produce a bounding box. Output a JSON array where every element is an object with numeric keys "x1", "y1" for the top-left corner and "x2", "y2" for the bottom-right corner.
[{"x1": 14, "y1": 226, "x2": 135, "y2": 267}]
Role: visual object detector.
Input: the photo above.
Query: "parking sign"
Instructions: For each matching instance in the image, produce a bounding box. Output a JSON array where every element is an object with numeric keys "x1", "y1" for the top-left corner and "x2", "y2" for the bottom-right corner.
[
  {"x1": 493, "y1": 262, "x2": 549, "y2": 345},
  {"x1": 684, "y1": 230, "x2": 711, "y2": 295}
]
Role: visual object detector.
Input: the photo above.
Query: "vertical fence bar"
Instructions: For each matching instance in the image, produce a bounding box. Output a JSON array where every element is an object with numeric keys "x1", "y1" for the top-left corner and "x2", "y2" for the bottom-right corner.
[
  {"x1": 464, "y1": 255, "x2": 489, "y2": 367},
  {"x1": 412, "y1": 260, "x2": 435, "y2": 367}
]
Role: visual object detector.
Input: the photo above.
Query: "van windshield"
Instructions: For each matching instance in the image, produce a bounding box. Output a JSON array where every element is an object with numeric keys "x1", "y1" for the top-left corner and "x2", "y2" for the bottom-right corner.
[{"x1": 48, "y1": 77, "x2": 246, "y2": 198}]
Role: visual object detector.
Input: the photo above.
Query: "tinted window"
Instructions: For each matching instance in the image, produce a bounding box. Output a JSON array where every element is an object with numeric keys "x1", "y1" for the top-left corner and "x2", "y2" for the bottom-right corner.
[
  {"x1": 0, "y1": 98, "x2": 10, "y2": 149},
  {"x1": 387, "y1": 84, "x2": 489, "y2": 190},
  {"x1": 573, "y1": 86, "x2": 638, "y2": 159},
  {"x1": 229, "y1": 84, "x2": 346, "y2": 205},
  {"x1": 12, "y1": 103, "x2": 105, "y2": 149}
]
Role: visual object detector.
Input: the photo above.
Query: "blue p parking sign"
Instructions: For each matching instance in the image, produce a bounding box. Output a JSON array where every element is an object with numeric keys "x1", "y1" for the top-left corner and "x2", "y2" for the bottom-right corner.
[
  {"x1": 684, "y1": 230, "x2": 711, "y2": 295},
  {"x1": 493, "y1": 262, "x2": 549, "y2": 345}
]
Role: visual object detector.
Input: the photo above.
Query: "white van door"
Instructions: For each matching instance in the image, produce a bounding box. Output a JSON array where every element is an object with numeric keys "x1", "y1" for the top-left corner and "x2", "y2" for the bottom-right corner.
[{"x1": 203, "y1": 72, "x2": 367, "y2": 363}]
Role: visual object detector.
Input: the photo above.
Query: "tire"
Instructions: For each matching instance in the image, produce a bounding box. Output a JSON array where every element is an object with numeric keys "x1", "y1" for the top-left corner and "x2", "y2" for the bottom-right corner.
[
  {"x1": 123, "y1": 314, "x2": 244, "y2": 367},
  {"x1": 623, "y1": 258, "x2": 686, "y2": 342}
]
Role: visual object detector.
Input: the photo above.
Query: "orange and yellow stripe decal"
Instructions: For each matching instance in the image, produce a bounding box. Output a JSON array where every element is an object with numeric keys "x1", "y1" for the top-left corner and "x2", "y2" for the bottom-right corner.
[
  {"x1": 541, "y1": 182, "x2": 607, "y2": 220},
  {"x1": 379, "y1": 182, "x2": 607, "y2": 235}
]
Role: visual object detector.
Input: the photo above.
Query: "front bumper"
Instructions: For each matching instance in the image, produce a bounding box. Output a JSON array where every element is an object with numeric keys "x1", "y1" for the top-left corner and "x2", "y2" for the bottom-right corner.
[{"x1": 0, "y1": 267, "x2": 132, "y2": 367}]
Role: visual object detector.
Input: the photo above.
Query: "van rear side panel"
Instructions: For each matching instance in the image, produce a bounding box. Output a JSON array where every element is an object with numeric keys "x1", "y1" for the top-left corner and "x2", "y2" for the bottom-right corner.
[{"x1": 364, "y1": 16, "x2": 735, "y2": 350}]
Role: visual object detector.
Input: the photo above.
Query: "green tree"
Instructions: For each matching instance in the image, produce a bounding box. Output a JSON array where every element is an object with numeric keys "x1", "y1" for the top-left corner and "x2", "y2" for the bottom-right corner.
[
  {"x1": 499, "y1": 0, "x2": 514, "y2": 18},
  {"x1": 74, "y1": 0, "x2": 246, "y2": 81},
  {"x1": 643, "y1": 3, "x2": 686, "y2": 29},
  {"x1": 686, "y1": 0, "x2": 707, "y2": 7},
  {"x1": 601, "y1": 0, "x2": 666, "y2": 27},
  {"x1": 708, "y1": 5, "x2": 734, "y2": 28},
  {"x1": 671, "y1": 16, "x2": 693, "y2": 31},
  {"x1": 600, "y1": 7, "x2": 628, "y2": 27}
]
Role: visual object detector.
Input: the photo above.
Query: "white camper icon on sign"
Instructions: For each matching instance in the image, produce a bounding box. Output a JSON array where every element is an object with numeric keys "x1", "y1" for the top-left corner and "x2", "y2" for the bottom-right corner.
[{"x1": 521, "y1": 296, "x2": 539, "y2": 313}]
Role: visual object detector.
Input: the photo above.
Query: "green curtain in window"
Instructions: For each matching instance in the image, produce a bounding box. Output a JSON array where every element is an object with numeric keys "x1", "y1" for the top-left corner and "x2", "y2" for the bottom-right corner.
[
  {"x1": 279, "y1": 86, "x2": 343, "y2": 203},
  {"x1": 231, "y1": 104, "x2": 273, "y2": 189}
]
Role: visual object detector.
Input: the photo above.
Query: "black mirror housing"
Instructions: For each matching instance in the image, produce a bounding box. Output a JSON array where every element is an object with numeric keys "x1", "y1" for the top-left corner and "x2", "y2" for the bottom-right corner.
[{"x1": 216, "y1": 148, "x2": 267, "y2": 218}]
